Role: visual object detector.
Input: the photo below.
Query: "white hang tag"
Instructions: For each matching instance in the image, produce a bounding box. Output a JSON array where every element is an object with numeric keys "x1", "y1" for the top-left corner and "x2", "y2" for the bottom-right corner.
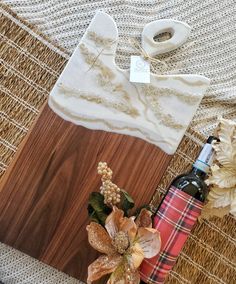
[{"x1": 129, "y1": 56, "x2": 150, "y2": 84}]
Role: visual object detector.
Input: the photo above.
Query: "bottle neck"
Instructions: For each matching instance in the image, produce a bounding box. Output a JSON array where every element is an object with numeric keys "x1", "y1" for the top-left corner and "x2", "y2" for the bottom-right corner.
[{"x1": 193, "y1": 142, "x2": 214, "y2": 176}]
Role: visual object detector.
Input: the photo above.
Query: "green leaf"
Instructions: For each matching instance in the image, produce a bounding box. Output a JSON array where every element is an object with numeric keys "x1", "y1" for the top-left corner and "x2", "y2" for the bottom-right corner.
[
  {"x1": 88, "y1": 192, "x2": 104, "y2": 211},
  {"x1": 87, "y1": 207, "x2": 100, "y2": 223},
  {"x1": 87, "y1": 192, "x2": 112, "y2": 226},
  {"x1": 120, "y1": 190, "x2": 135, "y2": 216}
]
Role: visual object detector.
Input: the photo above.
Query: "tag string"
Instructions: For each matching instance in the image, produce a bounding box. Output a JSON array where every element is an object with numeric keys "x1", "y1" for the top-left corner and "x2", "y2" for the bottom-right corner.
[
  {"x1": 127, "y1": 38, "x2": 168, "y2": 71},
  {"x1": 86, "y1": 37, "x2": 194, "y2": 73}
]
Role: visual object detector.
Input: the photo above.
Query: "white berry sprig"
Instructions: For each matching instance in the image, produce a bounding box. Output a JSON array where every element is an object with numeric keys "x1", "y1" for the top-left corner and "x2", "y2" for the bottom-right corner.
[{"x1": 97, "y1": 162, "x2": 121, "y2": 206}]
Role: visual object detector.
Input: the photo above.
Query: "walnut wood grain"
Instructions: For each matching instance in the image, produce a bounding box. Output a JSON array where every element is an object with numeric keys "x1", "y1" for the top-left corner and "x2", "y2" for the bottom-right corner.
[{"x1": 0, "y1": 103, "x2": 172, "y2": 282}]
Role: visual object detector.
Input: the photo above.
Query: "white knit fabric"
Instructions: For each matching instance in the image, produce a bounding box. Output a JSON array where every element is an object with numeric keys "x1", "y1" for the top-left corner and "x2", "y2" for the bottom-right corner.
[
  {"x1": 0, "y1": 243, "x2": 83, "y2": 284},
  {"x1": 3, "y1": 0, "x2": 236, "y2": 137}
]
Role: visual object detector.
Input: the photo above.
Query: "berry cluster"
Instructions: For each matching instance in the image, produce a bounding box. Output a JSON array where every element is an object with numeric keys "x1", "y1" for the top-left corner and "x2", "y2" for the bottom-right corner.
[
  {"x1": 112, "y1": 231, "x2": 129, "y2": 254},
  {"x1": 97, "y1": 162, "x2": 121, "y2": 206}
]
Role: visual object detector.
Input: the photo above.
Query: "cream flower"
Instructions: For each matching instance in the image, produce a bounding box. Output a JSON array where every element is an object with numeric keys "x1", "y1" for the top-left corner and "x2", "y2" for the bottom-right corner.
[
  {"x1": 203, "y1": 118, "x2": 236, "y2": 218},
  {"x1": 87, "y1": 207, "x2": 161, "y2": 283}
]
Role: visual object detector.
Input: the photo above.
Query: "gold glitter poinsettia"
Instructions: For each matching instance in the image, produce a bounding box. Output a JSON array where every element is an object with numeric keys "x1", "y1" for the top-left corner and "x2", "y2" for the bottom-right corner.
[
  {"x1": 202, "y1": 118, "x2": 236, "y2": 218},
  {"x1": 87, "y1": 207, "x2": 161, "y2": 283}
]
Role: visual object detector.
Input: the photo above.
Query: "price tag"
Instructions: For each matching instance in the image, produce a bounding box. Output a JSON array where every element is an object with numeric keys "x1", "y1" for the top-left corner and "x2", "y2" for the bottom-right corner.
[{"x1": 129, "y1": 55, "x2": 150, "y2": 84}]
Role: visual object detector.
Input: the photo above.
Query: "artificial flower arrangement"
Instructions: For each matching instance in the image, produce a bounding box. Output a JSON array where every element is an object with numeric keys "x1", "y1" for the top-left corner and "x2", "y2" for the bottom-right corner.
[{"x1": 86, "y1": 162, "x2": 161, "y2": 284}]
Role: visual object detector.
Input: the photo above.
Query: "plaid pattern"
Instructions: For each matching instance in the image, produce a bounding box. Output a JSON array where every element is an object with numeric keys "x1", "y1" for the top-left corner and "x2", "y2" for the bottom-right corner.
[{"x1": 140, "y1": 186, "x2": 203, "y2": 283}]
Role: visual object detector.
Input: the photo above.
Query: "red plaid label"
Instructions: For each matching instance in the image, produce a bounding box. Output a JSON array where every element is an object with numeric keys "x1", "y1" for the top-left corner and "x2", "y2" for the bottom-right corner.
[{"x1": 140, "y1": 186, "x2": 203, "y2": 283}]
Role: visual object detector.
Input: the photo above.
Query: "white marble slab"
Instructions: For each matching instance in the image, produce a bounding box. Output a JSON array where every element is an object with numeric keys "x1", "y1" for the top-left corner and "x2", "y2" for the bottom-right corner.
[{"x1": 48, "y1": 11, "x2": 210, "y2": 155}]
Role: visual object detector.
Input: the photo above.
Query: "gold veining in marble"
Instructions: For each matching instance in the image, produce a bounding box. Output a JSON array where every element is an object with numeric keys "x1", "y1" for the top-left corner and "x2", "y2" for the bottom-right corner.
[
  {"x1": 143, "y1": 84, "x2": 200, "y2": 105},
  {"x1": 58, "y1": 84, "x2": 139, "y2": 117},
  {"x1": 87, "y1": 31, "x2": 115, "y2": 49},
  {"x1": 156, "y1": 76, "x2": 207, "y2": 87},
  {"x1": 142, "y1": 85, "x2": 189, "y2": 129},
  {"x1": 79, "y1": 43, "x2": 141, "y2": 116},
  {"x1": 50, "y1": 96, "x2": 161, "y2": 144}
]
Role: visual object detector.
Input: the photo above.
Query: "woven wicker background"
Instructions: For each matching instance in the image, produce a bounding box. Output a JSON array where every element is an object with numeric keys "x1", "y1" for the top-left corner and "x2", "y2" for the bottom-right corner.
[
  {"x1": 0, "y1": 4, "x2": 67, "y2": 177},
  {"x1": 0, "y1": 3, "x2": 236, "y2": 284}
]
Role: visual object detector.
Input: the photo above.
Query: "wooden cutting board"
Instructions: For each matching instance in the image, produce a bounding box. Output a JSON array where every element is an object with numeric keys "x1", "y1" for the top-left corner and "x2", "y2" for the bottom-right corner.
[{"x1": 0, "y1": 103, "x2": 172, "y2": 282}]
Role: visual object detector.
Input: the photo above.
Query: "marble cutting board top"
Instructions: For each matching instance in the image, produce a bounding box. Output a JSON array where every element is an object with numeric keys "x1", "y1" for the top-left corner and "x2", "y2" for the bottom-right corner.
[{"x1": 48, "y1": 11, "x2": 210, "y2": 154}]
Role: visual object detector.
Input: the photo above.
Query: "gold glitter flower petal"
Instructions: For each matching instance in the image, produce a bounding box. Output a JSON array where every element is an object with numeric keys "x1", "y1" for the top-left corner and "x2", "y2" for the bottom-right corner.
[
  {"x1": 119, "y1": 216, "x2": 137, "y2": 243},
  {"x1": 129, "y1": 242, "x2": 145, "y2": 269},
  {"x1": 107, "y1": 277, "x2": 126, "y2": 284},
  {"x1": 105, "y1": 206, "x2": 124, "y2": 238},
  {"x1": 87, "y1": 254, "x2": 122, "y2": 284},
  {"x1": 135, "y1": 208, "x2": 153, "y2": 228},
  {"x1": 107, "y1": 260, "x2": 140, "y2": 284},
  {"x1": 137, "y1": 227, "x2": 161, "y2": 259},
  {"x1": 126, "y1": 269, "x2": 140, "y2": 284},
  {"x1": 86, "y1": 222, "x2": 116, "y2": 255}
]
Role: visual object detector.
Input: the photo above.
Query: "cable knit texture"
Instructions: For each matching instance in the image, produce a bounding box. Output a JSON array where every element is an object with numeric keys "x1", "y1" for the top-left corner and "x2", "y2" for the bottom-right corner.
[
  {"x1": 0, "y1": 243, "x2": 82, "y2": 284},
  {"x1": 3, "y1": 0, "x2": 236, "y2": 137}
]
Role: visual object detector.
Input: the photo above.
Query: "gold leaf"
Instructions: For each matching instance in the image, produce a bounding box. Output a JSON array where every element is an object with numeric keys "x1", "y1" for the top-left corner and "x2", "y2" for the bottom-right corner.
[
  {"x1": 214, "y1": 118, "x2": 236, "y2": 168},
  {"x1": 107, "y1": 261, "x2": 140, "y2": 284},
  {"x1": 119, "y1": 217, "x2": 137, "y2": 243},
  {"x1": 135, "y1": 208, "x2": 153, "y2": 228},
  {"x1": 86, "y1": 222, "x2": 116, "y2": 255},
  {"x1": 208, "y1": 186, "x2": 234, "y2": 208},
  {"x1": 203, "y1": 117, "x2": 236, "y2": 219},
  {"x1": 129, "y1": 242, "x2": 145, "y2": 269},
  {"x1": 137, "y1": 227, "x2": 161, "y2": 259},
  {"x1": 87, "y1": 254, "x2": 122, "y2": 284},
  {"x1": 207, "y1": 167, "x2": 236, "y2": 188},
  {"x1": 105, "y1": 206, "x2": 124, "y2": 239}
]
